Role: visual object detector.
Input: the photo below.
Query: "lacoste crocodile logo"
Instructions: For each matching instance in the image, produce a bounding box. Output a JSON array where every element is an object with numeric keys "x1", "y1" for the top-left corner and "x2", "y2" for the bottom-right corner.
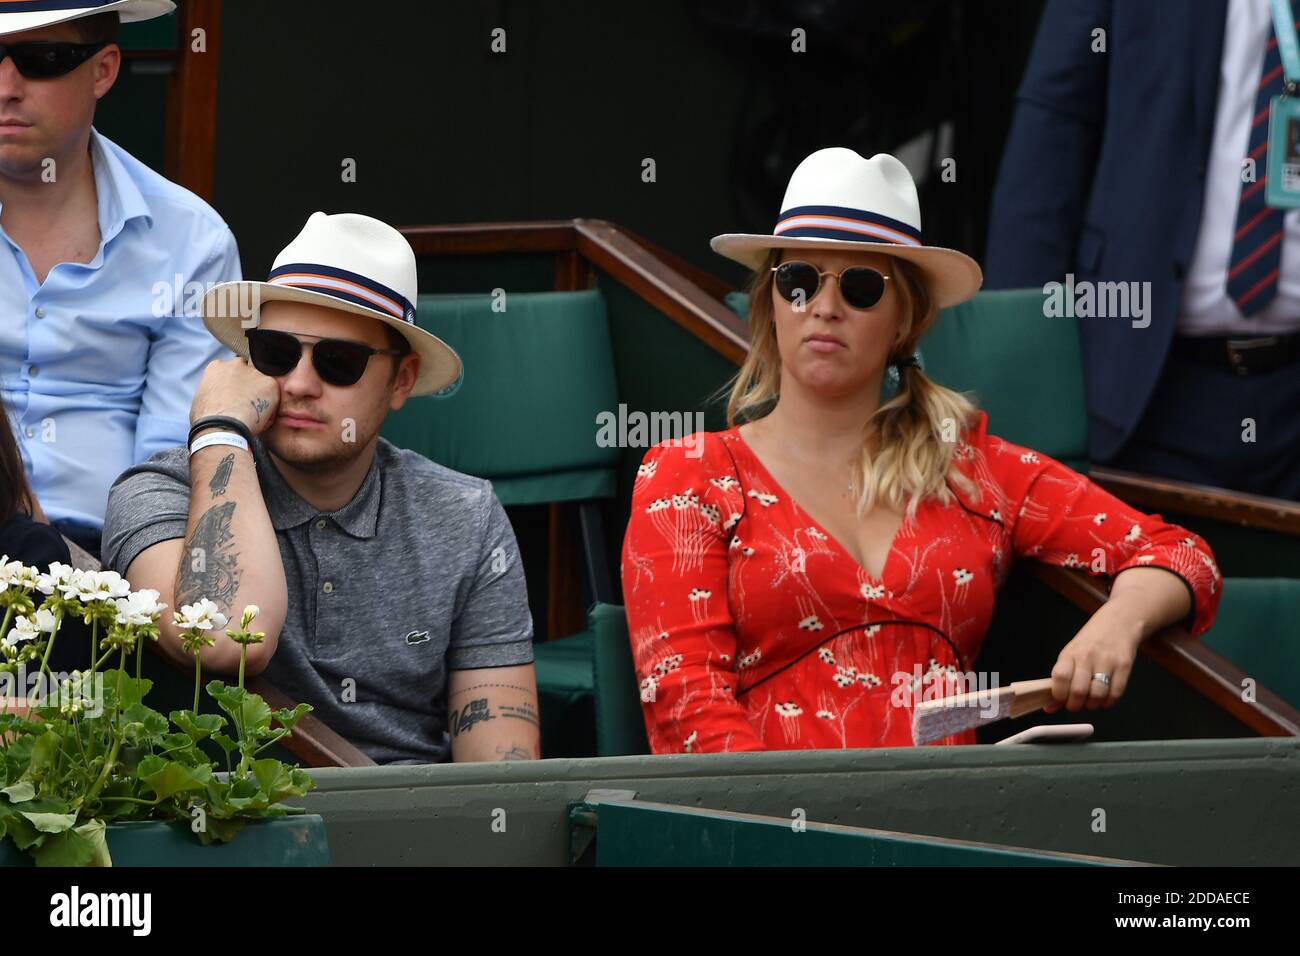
[{"x1": 404, "y1": 630, "x2": 430, "y2": 646}]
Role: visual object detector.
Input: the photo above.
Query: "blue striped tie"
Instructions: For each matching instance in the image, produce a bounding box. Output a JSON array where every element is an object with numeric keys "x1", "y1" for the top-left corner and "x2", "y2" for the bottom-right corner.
[{"x1": 1226, "y1": 21, "x2": 1292, "y2": 316}]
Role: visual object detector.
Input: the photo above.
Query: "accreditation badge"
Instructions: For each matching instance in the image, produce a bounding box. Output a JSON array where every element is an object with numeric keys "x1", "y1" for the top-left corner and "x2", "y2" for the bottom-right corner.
[{"x1": 1265, "y1": 93, "x2": 1300, "y2": 208}]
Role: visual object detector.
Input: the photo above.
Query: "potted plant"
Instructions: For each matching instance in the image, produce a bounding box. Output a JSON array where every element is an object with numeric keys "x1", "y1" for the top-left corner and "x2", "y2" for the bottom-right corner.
[{"x1": 0, "y1": 560, "x2": 325, "y2": 866}]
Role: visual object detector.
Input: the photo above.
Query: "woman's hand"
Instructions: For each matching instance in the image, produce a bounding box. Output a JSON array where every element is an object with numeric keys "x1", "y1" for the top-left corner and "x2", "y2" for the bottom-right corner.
[
  {"x1": 1045, "y1": 567, "x2": 1193, "y2": 713},
  {"x1": 1045, "y1": 600, "x2": 1144, "y2": 713}
]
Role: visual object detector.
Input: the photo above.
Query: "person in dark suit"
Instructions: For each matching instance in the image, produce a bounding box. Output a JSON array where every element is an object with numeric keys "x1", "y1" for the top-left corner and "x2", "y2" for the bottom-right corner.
[{"x1": 985, "y1": 0, "x2": 1300, "y2": 500}]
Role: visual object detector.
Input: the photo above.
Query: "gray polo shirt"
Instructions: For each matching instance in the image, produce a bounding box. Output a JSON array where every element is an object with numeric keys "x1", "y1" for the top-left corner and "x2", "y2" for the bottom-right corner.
[{"x1": 100, "y1": 437, "x2": 534, "y2": 765}]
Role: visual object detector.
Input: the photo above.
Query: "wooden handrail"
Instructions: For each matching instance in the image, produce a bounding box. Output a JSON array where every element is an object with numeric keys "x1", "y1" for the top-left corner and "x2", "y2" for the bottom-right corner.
[
  {"x1": 1028, "y1": 564, "x2": 1300, "y2": 737},
  {"x1": 247, "y1": 676, "x2": 376, "y2": 767},
  {"x1": 145, "y1": 642, "x2": 374, "y2": 768},
  {"x1": 1091, "y1": 466, "x2": 1300, "y2": 537},
  {"x1": 399, "y1": 219, "x2": 750, "y2": 364},
  {"x1": 574, "y1": 220, "x2": 749, "y2": 363}
]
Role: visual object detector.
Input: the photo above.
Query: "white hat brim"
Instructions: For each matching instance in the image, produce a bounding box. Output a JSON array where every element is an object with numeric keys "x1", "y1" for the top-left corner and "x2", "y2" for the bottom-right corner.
[
  {"x1": 0, "y1": 1, "x2": 176, "y2": 36},
  {"x1": 201, "y1": 281, "x2": 463, "y2": 398},
  {"x1": 710, "y1": 233, "x2": 983, "y2": 309}
]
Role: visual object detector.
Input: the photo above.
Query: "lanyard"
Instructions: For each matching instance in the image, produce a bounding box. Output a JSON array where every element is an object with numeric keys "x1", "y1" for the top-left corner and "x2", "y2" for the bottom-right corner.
[{"x1": 1271, "y1": 0, "x2": 1300, "y2": 86}]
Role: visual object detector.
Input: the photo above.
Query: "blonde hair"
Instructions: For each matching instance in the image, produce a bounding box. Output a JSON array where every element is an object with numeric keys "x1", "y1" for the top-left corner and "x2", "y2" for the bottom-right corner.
[{"x1": 726, "y1": 249, "x2": 979, "y2": 518}]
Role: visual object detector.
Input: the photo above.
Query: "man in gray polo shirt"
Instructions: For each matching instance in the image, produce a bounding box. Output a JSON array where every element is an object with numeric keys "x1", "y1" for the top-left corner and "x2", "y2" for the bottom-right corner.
[{"x1": 101, "y1": 212, "x2": 539, "y2": 765}]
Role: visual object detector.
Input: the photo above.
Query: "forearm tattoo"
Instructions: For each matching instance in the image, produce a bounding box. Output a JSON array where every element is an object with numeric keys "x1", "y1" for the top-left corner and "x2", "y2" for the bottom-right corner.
[
  {"x1": 449, "y1": 697, "x2": 496, "y2": 736},
  {"x1": 209, "y1": 453, "x2": 235, "y2": 498},
  {"x1": 251, "y1": 398, "x2": 269, "y2": 423},
  {"x1": 498, "y1": 701, "x2": 539, "y2": 728},
  {"x1": 495, "y1": 744, "x2": 532, "y2": 761},
  {"x1": 176, "y1": 500, "x2": 242, "y2": 608}
]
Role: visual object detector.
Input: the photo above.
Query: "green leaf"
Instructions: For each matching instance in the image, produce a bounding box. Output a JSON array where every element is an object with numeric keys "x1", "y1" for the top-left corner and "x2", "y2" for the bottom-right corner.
[
  {"x1": 206, "y1": 681, "x2": 273, "y2": 737},
  {"x1": 195, "y1": 814, "x2": 245, "y2": 845},
  {"x1": 137, "y1": 757, "x2": 211, "y2": 800},
  {"x1": 108, "y1": 673, "x2": 153, "y2": 710},
  {"x1": 121, "y1": 704, "x2": 169, "y2": 747},
  {"x1": 20, "y1": 811, "x2": 77, "y2": 834},
  {"x1": 2, "y1": 780, "x2": 35, "y2": 803},
  {"x1": 271, "y1": 702, "x2": 313, "y2": 731},
  {"x1": 251, "y1": 759, "x2": 295, "y2": 803},
  {"x1": 210, "y1": 733, "x2": 239, "y2": 758},
  {"x1": 4, "y1": 813, "x2": 42, "y2": 850},
  {"x1": 26, "y1": 730, "x2": 62, "y2": 776},
  {"x1": 169, "y1": 710, "x2": 225, "y2": 742},
  {"x1": 33, "y1": 819, "x2": 110, "y2": 867}
]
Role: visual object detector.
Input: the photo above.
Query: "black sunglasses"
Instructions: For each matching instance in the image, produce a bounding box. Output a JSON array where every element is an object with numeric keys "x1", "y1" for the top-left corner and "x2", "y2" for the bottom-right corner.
[
  {"x1": 246, "y1": 328, "x2": 405, "y2": 387},
  {"x1": 0, "y1": 42, "x2": 108, "y2": 80},
  {"x1": 772, "y1": 260, "x2": 891, "y2": 311}
]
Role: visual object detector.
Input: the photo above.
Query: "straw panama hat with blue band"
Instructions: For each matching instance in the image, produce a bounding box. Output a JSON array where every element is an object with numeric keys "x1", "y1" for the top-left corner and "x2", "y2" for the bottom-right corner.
[
  {"x1": 201, "y1": 212, "x2": 464, "y2": 398},
  {"x1": 0, "y1": 0, "x2": 176, "y2": 35},
  {"x1": 710, "y1": 147, "x2": 984, "y2": 309}
]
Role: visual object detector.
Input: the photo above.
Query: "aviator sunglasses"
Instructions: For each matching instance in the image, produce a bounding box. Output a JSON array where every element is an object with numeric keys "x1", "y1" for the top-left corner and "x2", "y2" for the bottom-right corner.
[
  {"x1": 0, "y1": 42, "x2": 108, "y2": 80},
  {"x1": 245, "y1": 328, "x2": 405, "y2": 387},
  {"x1": 772, "y1": 260, "x2": 891, "y2": 311}
]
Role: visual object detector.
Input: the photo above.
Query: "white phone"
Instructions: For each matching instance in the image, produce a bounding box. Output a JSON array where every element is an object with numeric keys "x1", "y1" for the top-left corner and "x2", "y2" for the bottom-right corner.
[{"x1": 994, "y1": 723, "x2": 1094, "y2": 745}]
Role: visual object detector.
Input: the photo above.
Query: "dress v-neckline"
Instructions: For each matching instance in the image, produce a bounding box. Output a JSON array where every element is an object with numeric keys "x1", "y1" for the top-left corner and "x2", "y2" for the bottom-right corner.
[{"x1": 729, "y1": 427, "x2": 909, "y2": 586}]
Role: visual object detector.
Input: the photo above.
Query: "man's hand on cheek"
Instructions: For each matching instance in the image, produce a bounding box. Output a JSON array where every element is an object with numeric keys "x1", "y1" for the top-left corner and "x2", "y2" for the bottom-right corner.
[{"x1": 190, "y1": 357, "x2": 282, "y2": 437}]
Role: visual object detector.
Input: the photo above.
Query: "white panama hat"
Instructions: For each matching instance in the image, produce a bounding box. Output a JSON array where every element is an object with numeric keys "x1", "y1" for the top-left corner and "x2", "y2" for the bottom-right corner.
[
  {"x1": 202, "y1": 212, "x2": 463, "y2": 398},
  {"x1": 0, "y1": 0, "x2": 176, "y2": 36},
  {"x1": 711, "y1": 147, "x2": 983, "y2": 308}
]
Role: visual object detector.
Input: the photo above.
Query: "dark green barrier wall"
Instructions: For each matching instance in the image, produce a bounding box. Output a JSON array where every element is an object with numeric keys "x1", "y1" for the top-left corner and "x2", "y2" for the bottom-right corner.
[{"x1": 294, "y1": 737, "x2": 1300, "y2": 866}]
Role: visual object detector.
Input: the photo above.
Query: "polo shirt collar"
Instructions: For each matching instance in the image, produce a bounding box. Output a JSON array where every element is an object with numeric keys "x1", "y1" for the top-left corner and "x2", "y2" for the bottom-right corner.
[
  {"x1": 253, "y1": 440, "x2": 383, "y2": 539},
  {"x1": 89, "y1": 127, "x2": 153, "y2": 246}
]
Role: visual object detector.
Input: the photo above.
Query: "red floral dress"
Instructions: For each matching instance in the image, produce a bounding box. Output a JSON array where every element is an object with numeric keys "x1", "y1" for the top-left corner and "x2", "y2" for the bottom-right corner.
[{"x1": 620, "y1": 411, "x2": 1221, "y2": 754}]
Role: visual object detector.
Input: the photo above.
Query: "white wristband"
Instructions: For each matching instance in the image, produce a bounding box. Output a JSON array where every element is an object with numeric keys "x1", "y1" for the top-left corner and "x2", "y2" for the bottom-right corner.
[{"x1": 189, "y1": 431, "x2": 251, "y2": 456}]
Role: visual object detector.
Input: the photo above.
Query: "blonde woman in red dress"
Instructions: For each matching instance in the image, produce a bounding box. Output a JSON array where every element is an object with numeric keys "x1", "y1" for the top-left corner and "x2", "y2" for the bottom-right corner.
[{"x1": 621, "y1": 147, "x2": 1222, "y2": 754}]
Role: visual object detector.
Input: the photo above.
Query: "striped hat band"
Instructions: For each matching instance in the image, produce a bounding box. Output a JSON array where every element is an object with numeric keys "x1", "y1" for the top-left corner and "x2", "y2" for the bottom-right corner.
[
  {"x1": 774, "y1": 204, "x2": 924, "y2": 248},
  {"x1": 267, "y1": 262, "x2": 416, "y2": 324}
]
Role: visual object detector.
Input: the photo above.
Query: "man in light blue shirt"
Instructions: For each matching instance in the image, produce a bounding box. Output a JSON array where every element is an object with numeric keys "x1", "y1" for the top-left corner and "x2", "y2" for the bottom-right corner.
[{"x1": 0, "y1": 1, "x2": 237, "y2": 556}]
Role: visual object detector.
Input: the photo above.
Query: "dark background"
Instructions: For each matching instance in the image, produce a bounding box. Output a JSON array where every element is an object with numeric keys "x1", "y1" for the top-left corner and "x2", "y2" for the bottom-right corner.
[{"x1": 104, "y1": 0, "x2": 1047, "y2": 284}]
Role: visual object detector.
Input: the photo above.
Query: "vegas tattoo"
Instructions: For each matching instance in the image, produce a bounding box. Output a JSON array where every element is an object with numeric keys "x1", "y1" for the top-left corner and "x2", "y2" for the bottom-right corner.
[
  {"x1": 251, "y1": 397, "x2": 269, "y2": 423},
  {"x1": 176, "y1": 500, "x2": 242, "y2": 608},
  {"x1": 449, "y1": 697, "x2": 495, "y2": 736},
  {"x1": 209, "y1": 453, "x2": 235, "y2": 498}
]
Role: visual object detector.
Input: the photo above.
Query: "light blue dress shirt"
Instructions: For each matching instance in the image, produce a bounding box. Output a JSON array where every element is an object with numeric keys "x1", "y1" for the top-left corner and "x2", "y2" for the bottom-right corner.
[{"x1": 0, "y1": 129, "x2": 239, "y2": 529}]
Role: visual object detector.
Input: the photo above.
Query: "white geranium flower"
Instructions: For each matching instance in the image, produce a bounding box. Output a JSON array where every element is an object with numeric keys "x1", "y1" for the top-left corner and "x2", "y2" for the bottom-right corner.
[
  {"x1": 36, "y1": 561, "x2": 77, "y2": 596},
  {"x1": 114, "y1": 589, "x2": 167, "y2": 626},
  {"x1": 10, "y1": 564, "x2": 39, "y2": 590},
  {"x1": 78, "y1": 570, "x2": 131, "y2": 603},
  {"x1": 0, "y1": 556, "x2": 21, "y2": 588},
  {"x1": 6, "y1": 614, "x2": 41, "y2": 646},
  {"x1": 175, "y1": 598, "x2": 227, "y2": 631},
  {"x1": 57, "y1": 567, "x2": 87, "y2": 600},
  {"x1": 33, "y1": 607, "x2": 58, "y2": 633}
]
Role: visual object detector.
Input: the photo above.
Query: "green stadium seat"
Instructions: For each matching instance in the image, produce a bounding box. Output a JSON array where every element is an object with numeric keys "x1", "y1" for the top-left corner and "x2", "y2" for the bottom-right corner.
[
  {"x1": 532, "y1": 602, "x2": 646, "y2": 757},
  {"x1": 917, "y1": 288, "x2": 1090, "y2": 471},
  {"x1": 1200, "y1": 579, "x2": 1300, "y2": 711},
  {"x1": 382, "y1": 290, "x2": 620, "y2": 507},
  {"x1": 380, "y1": 290, "x2": 630, "y2": 754}
]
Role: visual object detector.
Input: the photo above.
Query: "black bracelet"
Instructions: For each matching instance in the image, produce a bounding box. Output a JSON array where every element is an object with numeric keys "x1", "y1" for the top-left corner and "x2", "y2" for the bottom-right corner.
[{"x1": 188, "y1": 416, "x2": 253, "y2": 448}]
